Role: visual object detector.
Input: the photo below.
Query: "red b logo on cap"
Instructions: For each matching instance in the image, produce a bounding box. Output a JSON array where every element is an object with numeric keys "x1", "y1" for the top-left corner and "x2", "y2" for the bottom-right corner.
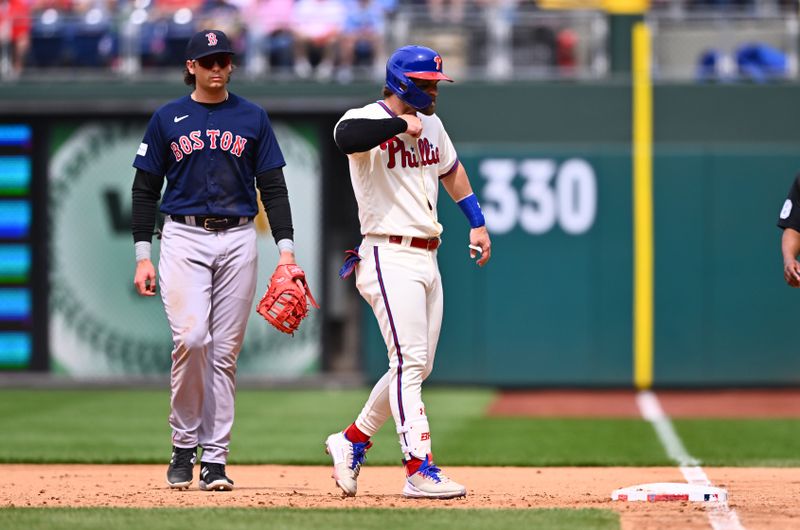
[{"x1": 206, "y1": 32, "x2": 218, "y2": 46}]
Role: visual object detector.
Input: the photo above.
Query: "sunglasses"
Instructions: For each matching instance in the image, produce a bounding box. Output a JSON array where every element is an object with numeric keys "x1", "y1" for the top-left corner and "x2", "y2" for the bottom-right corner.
[
  {"x1": 413, "y1": 79, "x2": 439, "y2": 90},
  {"x1": 195, "y1": 54, "x2": 232, "y2": 69}
]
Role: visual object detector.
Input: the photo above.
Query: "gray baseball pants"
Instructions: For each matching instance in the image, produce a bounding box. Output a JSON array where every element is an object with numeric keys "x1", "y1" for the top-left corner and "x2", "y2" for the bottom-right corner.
[{"x1": 159, "y1": 217, "x2": 258, "y2": 464}]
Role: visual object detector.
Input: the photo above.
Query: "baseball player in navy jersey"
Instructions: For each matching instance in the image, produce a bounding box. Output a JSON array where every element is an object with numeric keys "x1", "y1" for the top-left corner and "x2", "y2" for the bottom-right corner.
[
  {"x1": 777, "y1": 174, "x2": 800, "y2": 286},
  {"x1": 131, "y1": 29, "x2": 303, "y2": 491},
  {"x1": 325, "y1": 45, "x2": 492, "y2": 499}
]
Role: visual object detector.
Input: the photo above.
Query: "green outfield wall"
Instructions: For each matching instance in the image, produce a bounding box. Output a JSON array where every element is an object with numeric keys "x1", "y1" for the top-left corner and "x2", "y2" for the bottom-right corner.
[
  {"x1": 364, "y1": 145, "x2": 800, "y2": 386},
  {"x1": 1, "y1": 80, "x2": 798, "y2": 385},
  {"x1": 360, "y1": 82, "x2": 800, "y2": 387}
]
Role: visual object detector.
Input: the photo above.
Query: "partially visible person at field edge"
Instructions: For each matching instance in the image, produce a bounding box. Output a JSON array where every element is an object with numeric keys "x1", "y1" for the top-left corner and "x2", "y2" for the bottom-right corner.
[{"x1": 777, "y1": 173, "x2": 800, "y2": 287}]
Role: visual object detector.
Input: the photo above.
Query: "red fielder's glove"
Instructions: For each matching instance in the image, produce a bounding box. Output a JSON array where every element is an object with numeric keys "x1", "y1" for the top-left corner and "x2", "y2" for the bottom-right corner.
[{"x1": 256, "y1": 264, "x2": 319, "y2": 335}]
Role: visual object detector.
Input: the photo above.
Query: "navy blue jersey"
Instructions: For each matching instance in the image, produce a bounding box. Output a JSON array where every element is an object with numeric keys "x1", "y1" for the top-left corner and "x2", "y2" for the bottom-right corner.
[
  {"x1": 133, "y1": 93, "x2": 285, "y2": 217},
  {"x1": 778, "y1": 173, "x2": 800, "y2": 231}
]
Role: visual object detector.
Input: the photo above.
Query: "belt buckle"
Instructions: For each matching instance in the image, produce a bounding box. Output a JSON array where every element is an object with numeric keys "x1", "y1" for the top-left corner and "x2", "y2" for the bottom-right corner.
[{"x1": 203, "y1": 217, "x2": 225, "y2": 231}]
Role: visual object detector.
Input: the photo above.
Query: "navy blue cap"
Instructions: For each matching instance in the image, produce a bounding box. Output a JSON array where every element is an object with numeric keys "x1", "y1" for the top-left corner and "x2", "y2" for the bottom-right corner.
[{"x1": 185, "y1": 29, "x2": 234, "y2": 61}]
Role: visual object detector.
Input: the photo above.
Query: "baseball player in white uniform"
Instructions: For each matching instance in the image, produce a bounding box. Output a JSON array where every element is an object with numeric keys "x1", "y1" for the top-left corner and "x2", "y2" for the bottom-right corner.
[{"x1": 325, "y1": 45, "x2": 492, "y2": 499}]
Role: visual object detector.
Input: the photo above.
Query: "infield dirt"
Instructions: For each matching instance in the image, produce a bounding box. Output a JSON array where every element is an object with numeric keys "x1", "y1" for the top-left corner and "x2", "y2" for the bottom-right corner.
[
  {"x1": 3, "y1": 464, "x2": 798, "y2": 530},
  {"x1": 5, "y1": 390, "x2": 798, "y2": 529}
]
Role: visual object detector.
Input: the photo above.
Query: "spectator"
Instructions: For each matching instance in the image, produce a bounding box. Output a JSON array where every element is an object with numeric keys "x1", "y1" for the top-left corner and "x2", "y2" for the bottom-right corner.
[
  {"x1": 427, "y1": 0, "x2": 466, "y2": 23},
  {"x1": 695, "y1": 48, "x2": 738, "y2": 82},
  {"x1": 686, "y1": 0, "x2": 754, "y2": 10},
  {"x1": 736, "y1": 42, "x2": 788, "y2": 83},
  {"x1": 291, "y1": 0, "x2": 346, "y2": 80},
  {"x1": 240, "y1": 0, "x2": 295, "y2": 74},
  {"x1": 70, "y1": 0, "x2": 116, "y2": 67},
  {"x1": 28, "y1": 0, "x2": 73, "y2": 68},
  {"x1": 696, "y1": 48, "x2": 725, "y2": 82},
  {"x1": 142, "y1": 0, "x2": 203, "y2": 65},
  {"x1": 336, "y1": 0, "x2": 385, "y2": 83},
  {"x1": 151, "y1": 0, "x2": 204, "y2": 16},
  {"x1": 27, "y1": 0, "x2": 115, "y2": 68},
  {"x1": 0, "y1": 0, "x2": 31, "y2": 77},
  {"x1": 555, "y1": 28, "x2": 576, "y2": 75},
  {"x1": 31, "y1": 0, "x2": 72, "y2": 12},
  {"x1": 377, "y1": 0, "x2": 396, "y2": 15}
]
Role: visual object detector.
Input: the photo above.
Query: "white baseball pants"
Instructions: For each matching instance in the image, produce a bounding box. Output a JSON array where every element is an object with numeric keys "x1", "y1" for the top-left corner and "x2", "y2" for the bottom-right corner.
[{"x1": 353, "y1": 235, "x2": 443, "y2": 460}]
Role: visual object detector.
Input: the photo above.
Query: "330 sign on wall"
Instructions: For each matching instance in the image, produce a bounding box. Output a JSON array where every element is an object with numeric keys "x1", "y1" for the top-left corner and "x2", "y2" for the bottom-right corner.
[{"x1": 479, "y1": 158, "x2": 597, "y2": 235}]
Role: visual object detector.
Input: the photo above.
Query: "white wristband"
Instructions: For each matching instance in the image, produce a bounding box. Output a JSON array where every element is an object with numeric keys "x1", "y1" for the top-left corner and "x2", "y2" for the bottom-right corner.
[
  {"x1": 135, "y1": 241, "x2": 152, "y2": 262},
  {"x1": 277, "y1": 238, "x2": 295, "y2": 253}
]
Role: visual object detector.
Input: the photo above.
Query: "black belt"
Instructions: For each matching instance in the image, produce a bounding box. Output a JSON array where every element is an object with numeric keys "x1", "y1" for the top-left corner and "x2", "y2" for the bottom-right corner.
[{"x1": 170, "y1": 215, "x2": 251, "y2": 231}]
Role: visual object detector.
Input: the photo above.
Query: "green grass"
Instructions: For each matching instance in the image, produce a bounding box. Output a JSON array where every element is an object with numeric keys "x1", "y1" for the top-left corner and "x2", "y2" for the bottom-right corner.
[
  {"x1": 0, "y1": 388, "x2": 496, "y2": 464},
  {"x1": 0, "y1": 389, "x2": 797, "y2": 466},
  {"x1": 434, "y1": 418, "x2": 672, "y2": 466},
  {"x1": 0, "y1": 389, "x2": 170, "y2": 463},
  {"x1": 675, "y1": 419, "x2": 800, "y2": 466},
  {"x1": 0, "y1": 508, "x2": 619, "y2": 530}
]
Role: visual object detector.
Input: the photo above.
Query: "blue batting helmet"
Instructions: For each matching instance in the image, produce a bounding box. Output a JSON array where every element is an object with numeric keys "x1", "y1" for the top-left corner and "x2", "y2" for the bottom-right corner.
[{"x1": 386, "y1": 45, "x2": 453, "y2": 110}]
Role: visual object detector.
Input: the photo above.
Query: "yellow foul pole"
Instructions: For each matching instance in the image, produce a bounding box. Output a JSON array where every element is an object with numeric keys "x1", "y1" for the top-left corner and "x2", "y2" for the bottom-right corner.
[{"x1": 632, "y1": 22, "x2": 654, "y2": 390}]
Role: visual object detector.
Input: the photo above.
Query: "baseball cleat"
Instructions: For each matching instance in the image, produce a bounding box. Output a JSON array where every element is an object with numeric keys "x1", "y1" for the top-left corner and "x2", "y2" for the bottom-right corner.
[
  {"x1": 166, "y1": 446, "x2": 197, "y2": 489},
  {"x1": 325, "y1": 431, "x2": 372, "y2": 496},
  {"x1": 199, "y1": 462, "x2": 234, "y2": 491},
  {"x1": 403, "y1": 456, "x2": 467, "y2": 499}
]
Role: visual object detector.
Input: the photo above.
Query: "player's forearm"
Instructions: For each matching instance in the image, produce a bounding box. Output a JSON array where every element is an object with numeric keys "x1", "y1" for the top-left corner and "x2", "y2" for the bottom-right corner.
[
  {"x1": 781, "y1": 228, "x2": 800, "y2": 263},
  {"x1": 441, "y1": 163, "x2": 487, "y2": 230},
  {"x1": 277, "y1": 250, "x2": 296, "y2": 265},
  {"x1": 256, "y1": 167, "x2": 294, "y2": 243},
  {"x1": 334, "y1": 118, "x2": 407, "y2": 154},
  {"x1": 131, "y1": 168, "x2": 164, "y2": 243},
  {"x1": 440, "y1": 163, "x2": 473, "y2": 202}
]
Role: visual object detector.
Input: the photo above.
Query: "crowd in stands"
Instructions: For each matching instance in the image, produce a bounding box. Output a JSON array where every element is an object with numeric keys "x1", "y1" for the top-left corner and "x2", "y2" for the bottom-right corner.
[
  {"x1": 0, "y1": 0, "x2": 397, "y2": 80},
  {"x1": 0, "y1": 0, "x2": 798, "y2": 81}
]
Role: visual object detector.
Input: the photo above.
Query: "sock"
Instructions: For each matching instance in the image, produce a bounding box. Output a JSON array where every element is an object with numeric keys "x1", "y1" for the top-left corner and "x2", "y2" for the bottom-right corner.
[
  {"x1": 405, "y1": 456, "x2": 424, "y2": 476},
  {"x1": 344, "y1": 423, "x2": 370, "y2": 444}
]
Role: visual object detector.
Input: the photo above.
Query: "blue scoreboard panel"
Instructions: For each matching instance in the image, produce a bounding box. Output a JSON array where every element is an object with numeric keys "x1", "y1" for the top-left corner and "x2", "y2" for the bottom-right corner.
[{"x1": 0, "y1": 124, "x2": 40, "y2": 370}]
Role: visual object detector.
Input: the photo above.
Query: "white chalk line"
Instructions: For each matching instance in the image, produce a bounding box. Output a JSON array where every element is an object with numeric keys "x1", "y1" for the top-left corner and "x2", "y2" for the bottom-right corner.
[{"x1": 636, "y1": 391, "x2": 745, "y2": 530}]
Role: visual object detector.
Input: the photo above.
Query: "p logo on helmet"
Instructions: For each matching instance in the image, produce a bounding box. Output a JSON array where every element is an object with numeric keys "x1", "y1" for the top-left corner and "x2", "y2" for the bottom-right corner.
[{"x1": 385, "y1": 45, "x2": 453, "y2": 111}]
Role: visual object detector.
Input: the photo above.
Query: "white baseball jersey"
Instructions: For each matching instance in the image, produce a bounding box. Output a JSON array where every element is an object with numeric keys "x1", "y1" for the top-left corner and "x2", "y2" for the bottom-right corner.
[
  {"x1": 335, "y1": 101, "x2": 459, "y2": 238},
  {"x1": 335, "y1": 100, "x2": 460, "y2": 462}
]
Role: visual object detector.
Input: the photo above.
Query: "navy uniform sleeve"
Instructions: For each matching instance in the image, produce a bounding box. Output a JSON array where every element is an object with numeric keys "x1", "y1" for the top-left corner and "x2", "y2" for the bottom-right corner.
[
  {"x1": 256, "y1": 167, "x2": 293, "y2": 243},
  {"x1": 255, "y1": 109, "x2": 286, "y2": 174},
  {"x1": 133, "y1": 112, "x2": 167, "y2": 176},
  {"x1": 777, "y1": 174, "x2": 800, "y2": 231}
]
